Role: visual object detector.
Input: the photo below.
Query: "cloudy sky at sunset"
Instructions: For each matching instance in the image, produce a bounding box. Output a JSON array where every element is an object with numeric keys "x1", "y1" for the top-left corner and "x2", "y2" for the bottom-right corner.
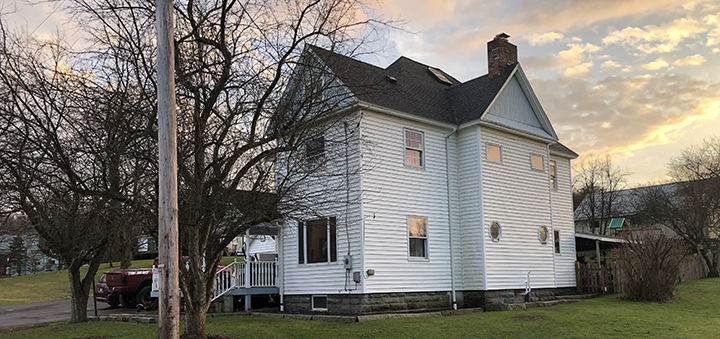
[
  {"x1": 367, "y1": 0, "x2": 720, "y2": 186},
  {"x1": 5, "y1": 0, "x2": 720, "y2": 185}
]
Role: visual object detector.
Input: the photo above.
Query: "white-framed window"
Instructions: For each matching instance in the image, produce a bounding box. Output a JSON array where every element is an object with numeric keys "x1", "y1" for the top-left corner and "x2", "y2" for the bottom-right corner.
[
  {"x1": 487, "y1": 143, "x2": 502, "y2": 162},
  {"x1": 554, "y1": 230, "x2": 561, "y2": 254},
  {"x1": 549, "y1": 160, "x2": 557, "y2": 189},
  {"x1": 531, "y1": 153, "x2": 544, "y2": 171},
  {"x1": 489, "y1": 221, "x2": 502, "y2": 242},
  {"x1": 305, "y1": 134, "x2": 325, "y2": 169},
  {"x1": 408, "y1": 216, "x2": 428, "y2": 258},
  {"x1": 298, "y1": 217, "x2": 337, "y2": 264},
  {"x1": 404, "y1": 129, "x2": 424, "y2": 167},
  {"x1": 538, "y1": 225, "x2": 549, "y2": 244},
  {"x1": 312, "y1": 295, "x2": 328, "y2": 311}
]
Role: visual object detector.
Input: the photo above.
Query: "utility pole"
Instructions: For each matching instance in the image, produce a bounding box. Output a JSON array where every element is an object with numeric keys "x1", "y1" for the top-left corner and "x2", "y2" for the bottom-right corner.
[{"x1": 156, "y1": 0, "x2": 180, "y2": 338}]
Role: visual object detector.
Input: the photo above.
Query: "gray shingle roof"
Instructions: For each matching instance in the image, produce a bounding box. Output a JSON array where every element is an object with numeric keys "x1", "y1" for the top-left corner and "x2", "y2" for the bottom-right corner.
[{"x1": 309, "y1": 46, "x2": 575, "y2": 155}]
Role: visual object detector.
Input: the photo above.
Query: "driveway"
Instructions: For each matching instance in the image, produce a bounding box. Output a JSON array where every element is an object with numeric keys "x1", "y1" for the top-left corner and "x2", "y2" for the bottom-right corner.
[{"x1": 0, "y1": 297, "x2": 134, "y2": 328}]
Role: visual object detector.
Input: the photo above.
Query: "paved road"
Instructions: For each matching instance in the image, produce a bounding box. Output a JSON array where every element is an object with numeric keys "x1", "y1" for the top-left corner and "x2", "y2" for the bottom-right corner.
[{"x1": 0, "y1": 297, "x2": 133, "y2": 328}]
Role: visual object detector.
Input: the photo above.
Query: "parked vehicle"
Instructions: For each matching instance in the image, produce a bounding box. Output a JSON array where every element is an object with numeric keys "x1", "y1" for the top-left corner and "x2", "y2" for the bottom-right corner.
[
  {"x1": 96, "y1": 268, "x2": 155, "y2": 309},
  {"x1": 94, "y1": 273, "x2": 119, "y2": 308}
]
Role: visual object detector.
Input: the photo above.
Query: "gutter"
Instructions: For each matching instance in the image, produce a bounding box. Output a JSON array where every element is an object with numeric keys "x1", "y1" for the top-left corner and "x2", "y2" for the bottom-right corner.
[{"x1": 444, "y1": 127, "x2": 458, "y2": 310}]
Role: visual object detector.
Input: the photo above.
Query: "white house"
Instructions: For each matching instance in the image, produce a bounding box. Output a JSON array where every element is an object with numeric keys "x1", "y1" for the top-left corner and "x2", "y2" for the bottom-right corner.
[{"x1": 276, "y1": 34, "x2": 579, "y2": 314}]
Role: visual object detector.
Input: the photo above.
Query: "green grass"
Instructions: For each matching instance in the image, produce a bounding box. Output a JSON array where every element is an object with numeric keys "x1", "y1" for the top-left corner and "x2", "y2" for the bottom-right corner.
[
  {"x1": 0, "y1": 256, "x2": 241, "y2": 307},
  {"x1": 2, "y1": 278, "x2": 720, "y2": 338}
]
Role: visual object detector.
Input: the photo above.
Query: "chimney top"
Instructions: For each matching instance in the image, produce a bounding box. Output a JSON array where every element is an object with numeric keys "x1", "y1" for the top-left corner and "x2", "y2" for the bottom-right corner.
[
  {"x1": 495, "y1": 33, "x2": 510, "y2": 40},
  {"x1": 487, "y1": 33, "x2": 517, "y2": 78}
]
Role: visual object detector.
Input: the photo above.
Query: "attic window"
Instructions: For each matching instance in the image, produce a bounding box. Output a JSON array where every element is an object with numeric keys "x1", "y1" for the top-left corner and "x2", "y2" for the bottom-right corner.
[{"x1": 428, "y1": 67, "x2": 453, "y2": 85}]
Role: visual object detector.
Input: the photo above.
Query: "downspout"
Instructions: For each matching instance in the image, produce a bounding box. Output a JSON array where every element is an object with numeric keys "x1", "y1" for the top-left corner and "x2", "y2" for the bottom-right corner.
[
  {"x1": 445, "y1": 127, "x2": 458, "y2": 309},
  {"x1": 547, "y1": 144, "x2": 556, "y2": 288},
  {"x1": 279, "y1": 222, "x2": 284, "y2": 312},
  {"x1": 358, "y1": 113, "x2": 366, "y2": 295}
]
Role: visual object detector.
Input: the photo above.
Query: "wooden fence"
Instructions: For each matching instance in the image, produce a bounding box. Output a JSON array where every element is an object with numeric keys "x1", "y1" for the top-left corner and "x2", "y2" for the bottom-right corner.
[{"x1": 576, "y1": 254, "x2": 710, "y2": 294}]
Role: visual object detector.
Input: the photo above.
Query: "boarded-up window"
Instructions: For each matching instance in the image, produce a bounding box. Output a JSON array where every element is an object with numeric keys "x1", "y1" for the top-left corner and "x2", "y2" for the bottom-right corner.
[
  {"x1": 487, "y1": 144, "x2": 502, "y2": 162},
  {"x1": 531, "y1": 154, "x2": 544, "y2": 171},
  {"x1": 408, "y1": 217, "x2": 428, "y2": 258},
  {"x1": 404, "y1": 129, "x2": 424, "y2": 166},
  {"x1": 305, "y1": 134, "x2": 325, "y2": 169}
]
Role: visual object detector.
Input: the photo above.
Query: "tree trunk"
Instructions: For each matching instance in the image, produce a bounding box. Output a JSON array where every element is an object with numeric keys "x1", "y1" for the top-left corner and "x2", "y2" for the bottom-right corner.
[
  {"x1": 183, "y1": 298, "x2": 209, "y2": 339},
  {"x1": 698, "y1": 248, "x2": 719, "y2": 278},
  {"x1": 68, "y1": 266, "x2": 90, "y2": 323}
]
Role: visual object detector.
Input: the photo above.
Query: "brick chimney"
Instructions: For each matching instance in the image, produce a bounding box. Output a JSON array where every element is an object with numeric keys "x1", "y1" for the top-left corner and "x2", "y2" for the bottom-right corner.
[{"x1": 487, "y1": 33, "x2": 517, "y2": 77}]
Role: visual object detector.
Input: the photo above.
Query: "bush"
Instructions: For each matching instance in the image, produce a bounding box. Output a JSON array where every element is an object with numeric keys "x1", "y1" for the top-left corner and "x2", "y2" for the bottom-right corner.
[{"x1": 620, "y1": 232, "x2": 684, "y2": 302}]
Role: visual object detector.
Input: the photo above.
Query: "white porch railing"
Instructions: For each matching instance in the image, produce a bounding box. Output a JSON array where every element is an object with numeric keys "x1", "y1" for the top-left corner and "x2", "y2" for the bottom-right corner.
[
  {"x1": 153, "y1": 259, "x2": 278, "y2": 302},
  {"x1": 212, "y1": 259, "x2": 277, "y2": 301}
]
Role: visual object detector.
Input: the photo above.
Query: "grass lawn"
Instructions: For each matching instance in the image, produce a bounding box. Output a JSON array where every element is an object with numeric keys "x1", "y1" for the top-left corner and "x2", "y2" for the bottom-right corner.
[
  {"x1": 0, "y1": 256, "x2": 241, "y2": 307},
  {"x1": 2, "y1": 278, "x2": 719, "y2": 338}
]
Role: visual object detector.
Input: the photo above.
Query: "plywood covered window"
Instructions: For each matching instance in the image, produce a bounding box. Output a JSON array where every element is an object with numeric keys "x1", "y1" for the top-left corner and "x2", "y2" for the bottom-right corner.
[
  {"x1": 305, "y1": 134, "x2": 325, "y2": 169},
  {"x1": 487, "y1": 143, "x2": 502, "y2": 162},
  {"x1": 408, "y1": 216, "x2": 428, "y2": 258},
  {"x1": 404, "y1": 129, "x2": 424, "y2": 167},
  {"x1": 531, "y1": 154, "x2": 544, "y2": 171},
  {"x1": 549, "y1": 160, "x2": 557, "y2": 189},
  {"x1": 298, "y1": 217, "x2": 337, "y2": 264}
]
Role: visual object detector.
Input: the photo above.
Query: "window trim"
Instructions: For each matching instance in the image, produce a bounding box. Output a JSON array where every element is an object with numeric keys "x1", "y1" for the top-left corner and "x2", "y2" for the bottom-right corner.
[
  {"x1": 486, "y1": 142, "x2": 503, "y2": 162},
  {"x1": 311, "y1": 295, "x2": 328, "y2": 311},
  {"x1": 298, "y1": 217, "x2": 337, "y2": 265},
  {"x1": 530, "y1": 153, "x2": 545, "y2": 171},
  {"x1": 554, "y1": 230, "x2": 561, "y2": 255},
  {"x1": 407, "y1": 216, "x2": 429, "y2": 260},
  {"x1": 403, "y1": 128, "x2": 425, "y2": 168},
  {"x1": 549, "y1": 160, "x2": 558, "y2": 190}
]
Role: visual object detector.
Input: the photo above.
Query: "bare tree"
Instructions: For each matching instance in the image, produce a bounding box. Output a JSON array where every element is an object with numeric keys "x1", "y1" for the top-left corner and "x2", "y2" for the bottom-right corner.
[
  {"x1": 53, "y1": 0, "x2": 392, "y2": 336},
  {"x1": 636, "y1": 137, "x2": 720, "y2": 277},
  {"x1": 0, "y1": 21, "x2": 155, "y2": 321},
  {"x1": 573, "y1": 153, "x2": 632, "y2": 234}
]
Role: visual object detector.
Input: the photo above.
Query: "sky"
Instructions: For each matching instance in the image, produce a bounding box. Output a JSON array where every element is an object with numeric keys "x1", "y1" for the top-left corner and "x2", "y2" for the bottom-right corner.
[{"x1": 4, "y1": 0, "x2": 720, "y2": 186}]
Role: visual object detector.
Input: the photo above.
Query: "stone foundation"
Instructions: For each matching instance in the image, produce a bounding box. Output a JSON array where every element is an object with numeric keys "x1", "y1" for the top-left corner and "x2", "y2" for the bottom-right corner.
[
  {"x1": 283, "y1": 291, "x2": 451, "y2": 315},
  {"x1": 457, "y1": 287, "x2": 577, "y2": 311}
]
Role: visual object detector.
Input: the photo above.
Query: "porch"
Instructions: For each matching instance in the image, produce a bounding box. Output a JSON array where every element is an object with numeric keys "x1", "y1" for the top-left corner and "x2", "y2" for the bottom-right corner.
[{"x1": 152, "y1": 259, "x2": 279, "y2": 311}]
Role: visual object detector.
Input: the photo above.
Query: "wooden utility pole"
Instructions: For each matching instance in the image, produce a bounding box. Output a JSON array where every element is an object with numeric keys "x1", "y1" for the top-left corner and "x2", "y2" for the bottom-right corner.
[{"x1": 156, "y1": 0, "x2": 180, "y2": 338}]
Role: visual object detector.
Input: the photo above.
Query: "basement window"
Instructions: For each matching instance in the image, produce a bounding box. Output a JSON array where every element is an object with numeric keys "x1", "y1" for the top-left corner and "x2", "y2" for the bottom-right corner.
[{"x1": 312, "y1": 295, "x2": 328, "y2": 311}]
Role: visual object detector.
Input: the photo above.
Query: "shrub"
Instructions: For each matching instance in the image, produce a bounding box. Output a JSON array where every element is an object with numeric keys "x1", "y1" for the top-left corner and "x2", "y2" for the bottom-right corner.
[{"x1": 620, "y1": 231, "x2": 684, "y2": 302}]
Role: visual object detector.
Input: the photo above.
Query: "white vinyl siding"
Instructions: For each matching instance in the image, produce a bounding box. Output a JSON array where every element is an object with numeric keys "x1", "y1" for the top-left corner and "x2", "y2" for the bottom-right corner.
[
  {"x1": 457, "y1": 127, "x2": 485, "y2": 290},
  {"x1": 279, "y1": 112, "x2": 364, "y2": 295},
  {"x1": 360, "y1": 111, "x2": 455, "y2": 294},
  {"x1": 550, "y1": 155, "x2": 576, "y2": 287},
  {"x1": 481, "y1": 128, "x2": 556, "y2": 290}
]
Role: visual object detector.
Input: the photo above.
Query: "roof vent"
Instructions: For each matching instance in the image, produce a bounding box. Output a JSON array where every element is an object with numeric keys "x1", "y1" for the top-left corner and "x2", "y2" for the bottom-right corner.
[
  {"x1": 385, "y1": 75, "x2": 397, "y2": 83},
  {"x1": 428, "y1": 67, "x2": 453, "y2": 85}
]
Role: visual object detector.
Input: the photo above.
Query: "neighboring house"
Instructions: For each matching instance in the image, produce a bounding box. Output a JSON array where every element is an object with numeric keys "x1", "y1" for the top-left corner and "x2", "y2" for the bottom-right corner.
[
  {"x1": 276, "y1": 34, "x2": 579, "y2": 313},
  {"x1": 0, "y1": 234, "x2": 59, "y2": 276},
  {"x1": 573, "y1": 183, "x2": 676, "y2": 237}
]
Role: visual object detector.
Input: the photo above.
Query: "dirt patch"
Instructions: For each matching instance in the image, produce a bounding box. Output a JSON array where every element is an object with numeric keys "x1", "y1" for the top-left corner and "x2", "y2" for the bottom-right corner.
[{"x1": 516, "y1": 316, "x2": 542, "y2": 321}]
